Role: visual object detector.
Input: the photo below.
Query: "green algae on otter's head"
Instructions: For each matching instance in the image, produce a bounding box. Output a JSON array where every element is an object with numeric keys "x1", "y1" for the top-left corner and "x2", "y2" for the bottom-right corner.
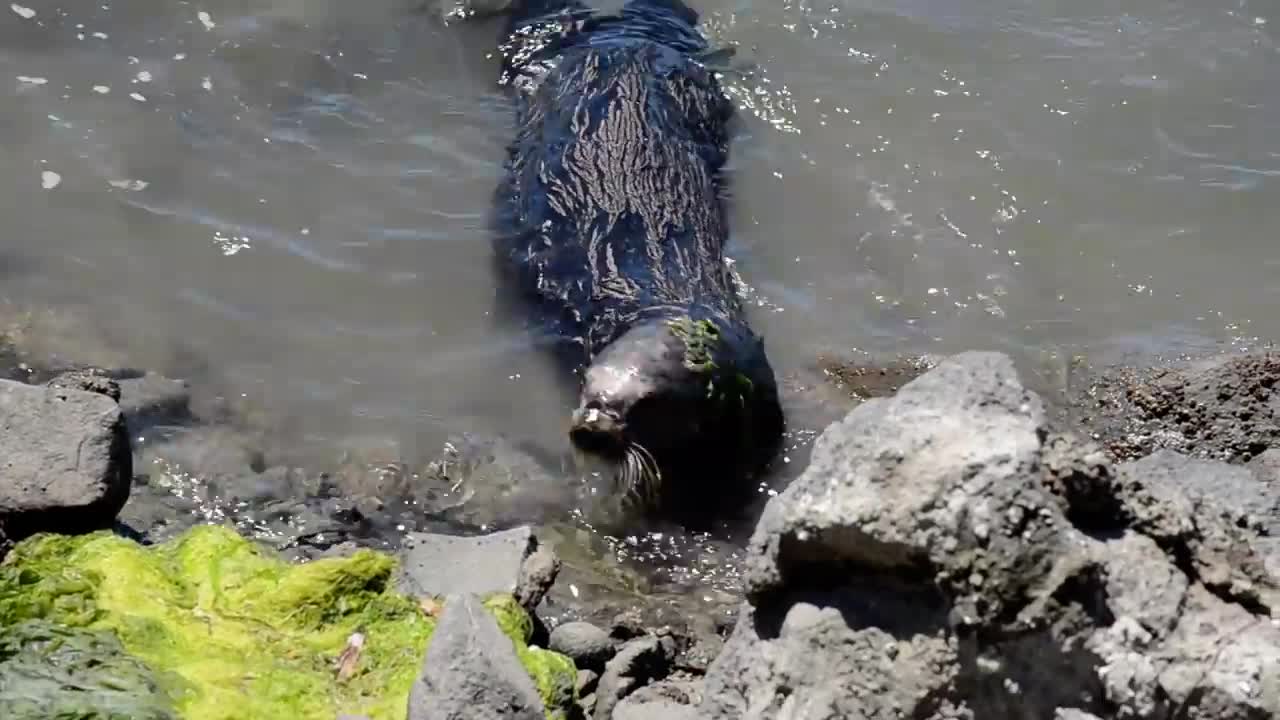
[
  {"x1": 667, "y1": 317, "x2": 721, "y2": 373},
  {"x1": 0, "y1": 525, "x2": 579, "y2": 720}
]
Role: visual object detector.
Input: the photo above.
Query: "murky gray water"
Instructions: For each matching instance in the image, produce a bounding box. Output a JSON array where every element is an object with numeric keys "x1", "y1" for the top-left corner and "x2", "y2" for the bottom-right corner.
[{"x1": 3, "y1": 0, "x2": 1278, "y2": 532}]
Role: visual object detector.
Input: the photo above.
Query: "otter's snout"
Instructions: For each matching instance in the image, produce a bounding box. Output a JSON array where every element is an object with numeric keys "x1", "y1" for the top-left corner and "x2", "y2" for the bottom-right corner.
[{"x1": 569, "y1": 405, "x2": 625, "y2": 456}]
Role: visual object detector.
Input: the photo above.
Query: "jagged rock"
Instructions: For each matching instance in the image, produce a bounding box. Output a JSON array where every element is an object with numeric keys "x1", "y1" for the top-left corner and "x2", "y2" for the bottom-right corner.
[
  {"x1": 516, "y1": 539, "x2": 562, "y2": 611},
  {"x1": 703, "y1": 351, "x2": 1280, "y2": 720},
  {"x1": 1045, "y1": 436, "x2": 1279, "y2": 615},
  {"x1": 704, "y1": 597, "x2": 964, "y2": 719},
  {"x1": 593, "y1": 634, "x2": 677, "y2": 720},
  {"x1": 1117, "y1": 451, "x2": 1279, "y2": 612},
  {"x1": 0, "y1": 379, "x2": 132, "y2": 548},
  {"x1": 742, "y1": 352, "x2": 1077, "y2": 626},
  {"x1": 407, "y1": 593, "x2": 545, "y2": 720},
  {"x1": 398, "y1": 526, "x2": 560, "y2": 611},
  {"x1": 550, "y1": 621, "x2": 615, "y2": 672}
]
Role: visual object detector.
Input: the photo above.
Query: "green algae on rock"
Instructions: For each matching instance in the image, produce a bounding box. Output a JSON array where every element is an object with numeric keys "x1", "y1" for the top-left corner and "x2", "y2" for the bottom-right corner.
[
  {"x1": 481, "y1": 594, "x2": 578, "y2": 719},
  {"x1": 0, "y1": 525, "x2": 578, "y2": 720},
  {"x1": 0, "y1": 525, "x2": 432, "y2": 719}
]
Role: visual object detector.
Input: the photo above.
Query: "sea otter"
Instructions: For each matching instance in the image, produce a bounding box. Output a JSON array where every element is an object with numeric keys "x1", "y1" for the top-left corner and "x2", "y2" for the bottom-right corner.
[{"x1": 486, "y1": 0, "x2": 784, "y2": 522}]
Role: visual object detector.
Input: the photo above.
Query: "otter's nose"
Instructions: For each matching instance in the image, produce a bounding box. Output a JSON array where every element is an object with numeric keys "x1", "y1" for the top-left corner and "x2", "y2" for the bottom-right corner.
[{"x1": 569, "y1": 406, "x2": 624, "y2": 456}]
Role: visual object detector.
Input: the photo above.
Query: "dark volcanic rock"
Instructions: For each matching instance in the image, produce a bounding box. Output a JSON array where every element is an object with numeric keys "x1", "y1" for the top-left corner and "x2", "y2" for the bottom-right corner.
[
  {"x1": 1065, "y1": 351, "x2": 1280, "y2": 463},
  {"x1": 0, "y1": 379, "x2": 132, "y2": 548},
  {"x1": 408, "y1": 593, "x2": 545, "y2": 720},
  {"x1": 701, "y1": 351, "x2": 1280, "y2": 720},
  {"x1": 398, "y1": 526, "x2": 560, "y2": 611}
]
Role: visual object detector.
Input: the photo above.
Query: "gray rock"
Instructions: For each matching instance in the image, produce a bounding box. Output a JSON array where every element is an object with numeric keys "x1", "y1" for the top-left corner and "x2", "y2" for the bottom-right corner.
[
  {"x1": 593, "y1": 635, "x2": 677, "y2": 720},
  {"x1": 1246, "y1": 447, "x2": 1280, "y2": 484},
  {"x1": 550, "y1": 621, "x2": 614, "y2": 672},
  {"x1": 744, "y1": 351, "x2": 1076, "y2": 627},
  {"x1": 1154, "y1": 585, "x2": 1280, "y2": 717},
  {"x1": 704, "y1": 599, "x2": 962, "y2": 719},
  {"x1": 1116, "y1": 451, "x2": 1280, "y2": 613},
  {"x1": 1123, "y1": 449, "x2": 1278, "y2": 534},
  {"x1": 0, "y1": 379, "x2": 132, "y2": 544},
  {"x1": 407, "y1": 593, "x2": 545, "y2": 720},
  {"x1": 516, "y1": 540, "x2": 561, "y2": 611},
  {"x1": 398, "y1": 526, "x2": 560, "y2": 611},
  {"x1": 611, "y1": 677, "x2": 702, "y2": 720}
]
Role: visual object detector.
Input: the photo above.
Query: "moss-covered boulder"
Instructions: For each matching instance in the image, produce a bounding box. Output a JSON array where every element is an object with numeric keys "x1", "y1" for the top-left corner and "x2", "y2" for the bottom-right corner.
[{"x1": 0, "y1": 525, "x2": 576, "y2": 720}]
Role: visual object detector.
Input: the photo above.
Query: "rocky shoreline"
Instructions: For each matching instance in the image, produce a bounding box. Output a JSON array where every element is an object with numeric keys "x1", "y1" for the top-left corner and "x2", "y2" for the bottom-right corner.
[{"x1": 2, "y1": 320, "x2": 1278, "y2": 718}]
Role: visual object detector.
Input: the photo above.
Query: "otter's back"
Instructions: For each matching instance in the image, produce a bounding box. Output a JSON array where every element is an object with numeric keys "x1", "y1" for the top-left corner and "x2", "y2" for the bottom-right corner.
[{"x1": 492, "y1": 9, "x2": 740, "y2": 354}]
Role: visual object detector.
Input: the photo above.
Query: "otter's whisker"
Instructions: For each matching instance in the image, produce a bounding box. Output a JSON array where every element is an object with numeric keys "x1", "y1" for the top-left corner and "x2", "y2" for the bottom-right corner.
[{"x1": 627, "y1": 442, "x2": 662, "y2": 509}]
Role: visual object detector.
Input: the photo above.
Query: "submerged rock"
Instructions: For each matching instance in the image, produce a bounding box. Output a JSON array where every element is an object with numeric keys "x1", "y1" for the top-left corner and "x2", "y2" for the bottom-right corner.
[
  {"x1": 0, "y1": 378, "x2": 132, "y2": 550},
  {"x1": 701, "y1": 351, "x2": 1280, "y2": 719},
  {"x1": 0, "y1": 620, "x2": 179, "y2": 720}
]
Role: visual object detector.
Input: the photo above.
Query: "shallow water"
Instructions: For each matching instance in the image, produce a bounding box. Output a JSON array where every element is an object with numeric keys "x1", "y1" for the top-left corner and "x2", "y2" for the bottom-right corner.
[{"x1": 3, "y1": 0, "x2": 1278, "y2": 588}]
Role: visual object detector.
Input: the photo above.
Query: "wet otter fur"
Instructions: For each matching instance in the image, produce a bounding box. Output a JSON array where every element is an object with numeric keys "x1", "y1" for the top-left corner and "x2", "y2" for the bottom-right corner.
[{"x1": 487, "y1": 0, "x2": 784, "y2": 523}]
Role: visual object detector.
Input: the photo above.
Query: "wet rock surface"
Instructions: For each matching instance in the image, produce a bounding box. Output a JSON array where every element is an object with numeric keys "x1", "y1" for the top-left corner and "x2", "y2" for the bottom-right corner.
[
  {"x1": 1063, "y1": 351, "x2": 1280, "y2": 463},
  {"x1": 398, "y1": 526, "x2": 561, "y2": 613},
  {"x1": 0, "y1": 378, "x2": 132, "y2": 550}
]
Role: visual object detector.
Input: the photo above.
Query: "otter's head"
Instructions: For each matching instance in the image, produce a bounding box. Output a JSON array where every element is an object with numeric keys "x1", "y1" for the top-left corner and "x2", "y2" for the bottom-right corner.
[{"x1": 568, "y1": 315, "x2": 784, "y2": 518}]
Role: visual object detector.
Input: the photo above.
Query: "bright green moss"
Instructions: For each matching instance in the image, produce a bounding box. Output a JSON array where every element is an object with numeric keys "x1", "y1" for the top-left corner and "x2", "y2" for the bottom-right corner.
[
  {"x1": 667, "y1": 317, "x2": 721, "y2": 373},
  {"x1": 518, "y1": 646, "x2": 577, "y2": 720},
  {"x1": 482, "y1": 593, "x2": 534, "y2": 645},
  {"x1": 481, "y1": 594, "x2": 577, "y2": 716},
  {"x1": 0, "y1": 526, "x2": 430, "y2": 720},
  {"x1": 0, "y1": 525, "x2": 578, "y2": 720}
]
